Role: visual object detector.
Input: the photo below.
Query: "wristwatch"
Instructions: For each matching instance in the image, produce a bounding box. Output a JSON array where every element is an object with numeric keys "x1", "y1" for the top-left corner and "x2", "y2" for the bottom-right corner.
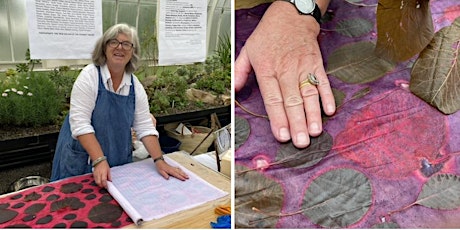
[{"x1": 280, "y1": 0, "x2": 322, "y2": 24}]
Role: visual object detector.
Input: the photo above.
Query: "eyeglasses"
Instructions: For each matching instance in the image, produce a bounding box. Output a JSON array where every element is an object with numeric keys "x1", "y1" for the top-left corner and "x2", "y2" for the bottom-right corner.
[{"x1": 107, "y1": 39, "x2": 134, "y2": 51}]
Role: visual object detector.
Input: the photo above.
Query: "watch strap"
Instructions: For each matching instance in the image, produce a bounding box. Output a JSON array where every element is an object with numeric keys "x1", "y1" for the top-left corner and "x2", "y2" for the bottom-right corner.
[
  {"x1": 153, "y1": 155, "x2": 164, "y2": 163},
  {"x1": 311, "y1": 3, "x2": 322, "y2": 24},
  {"x1": 280, "y1": 0, "x2": 322, "y2": 24}
]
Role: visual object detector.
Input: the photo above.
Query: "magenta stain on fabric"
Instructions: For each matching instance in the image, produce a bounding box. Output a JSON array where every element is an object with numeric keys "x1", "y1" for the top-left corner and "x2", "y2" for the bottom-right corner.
[
  {"x1": 333, "y1": 84, "x2": 449, "y2": 179},
  {"x1": 252, "y1": 154, "x2": 271, "y2": 172}
]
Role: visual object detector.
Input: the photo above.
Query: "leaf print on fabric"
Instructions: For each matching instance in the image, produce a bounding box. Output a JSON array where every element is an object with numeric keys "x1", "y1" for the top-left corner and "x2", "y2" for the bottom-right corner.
[
  {"x1": 334, "y1": 86, "x2": 448, "y2": 178},
  {"x1": 302, "y1": 168, "x2": 372, "y2": 228},
  {"x1": 235, "y1": 164, "x2": 284, "y2": 228}
]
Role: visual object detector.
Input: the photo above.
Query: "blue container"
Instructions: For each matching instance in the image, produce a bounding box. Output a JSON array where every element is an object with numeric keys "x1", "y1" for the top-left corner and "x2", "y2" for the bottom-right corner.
[{"x1": 159, "y1": 135, "x2": 181, "y2": 154}]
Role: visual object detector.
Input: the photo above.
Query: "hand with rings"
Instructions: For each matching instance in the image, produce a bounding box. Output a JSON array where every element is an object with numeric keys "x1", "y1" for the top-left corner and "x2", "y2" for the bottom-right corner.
[{"x1": 235, "y1": 0, "x2": 336, "y2": 148}]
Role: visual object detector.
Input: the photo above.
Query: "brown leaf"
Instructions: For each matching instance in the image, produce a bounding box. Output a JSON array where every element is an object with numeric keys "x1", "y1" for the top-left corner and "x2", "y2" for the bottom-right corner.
[
  {"x1": 275, "y1": 132, "x2": 332, "y2": 169},
  {"x1": 326, "y1": 42, "x2": 396, "y2": 84},
  {"x1": 375, "y1": 0, "x2": 434, "y2": 62},
  {"x1": 235, "y1": 165, "x2": 284, "y2": 228},
  {"x1": 410, "y1": 17, "x2": 460, "y2": 114}
]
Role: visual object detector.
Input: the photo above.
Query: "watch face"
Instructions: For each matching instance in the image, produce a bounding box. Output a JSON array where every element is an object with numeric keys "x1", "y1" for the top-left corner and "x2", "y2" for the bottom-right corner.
[{"x1": 295, "y1": 0, "x2": 315, "y2": 14}]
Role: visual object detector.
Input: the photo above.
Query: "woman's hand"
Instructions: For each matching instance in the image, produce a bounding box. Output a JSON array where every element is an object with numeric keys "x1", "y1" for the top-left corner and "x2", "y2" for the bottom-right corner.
[
  {"x1": 155, "y1": 160, "x2": 189, "y2": 181},
  {"x1": 93, "y1": 160, "x2": 111, "y2": 188},
  {"x1": 235, "y1": 1, "x2": 336, "y2": 148}
]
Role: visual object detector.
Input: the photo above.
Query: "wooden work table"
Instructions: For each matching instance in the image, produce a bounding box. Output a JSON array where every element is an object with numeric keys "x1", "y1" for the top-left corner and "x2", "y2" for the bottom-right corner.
[{"x1": 0, "y1": 151, "x2": 231, "y2": 228}]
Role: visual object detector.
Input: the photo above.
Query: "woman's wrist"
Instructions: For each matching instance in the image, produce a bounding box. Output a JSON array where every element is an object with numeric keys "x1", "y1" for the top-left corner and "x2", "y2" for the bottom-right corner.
[
  {"x1": 153, "y1": 155, "x2": 164, "y2": 163},
  {"x1": 92, "y1": 156, "x2": 107, "y2": 167}
]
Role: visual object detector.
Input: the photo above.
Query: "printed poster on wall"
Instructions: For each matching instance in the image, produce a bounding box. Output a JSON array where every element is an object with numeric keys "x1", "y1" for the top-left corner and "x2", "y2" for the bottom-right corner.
[
  {"x1": 25, "y1": 0, "x2": 102, "y2": 59},
  {"x1": 158, "y1": 0, "x2": 207, "y2": 66}
]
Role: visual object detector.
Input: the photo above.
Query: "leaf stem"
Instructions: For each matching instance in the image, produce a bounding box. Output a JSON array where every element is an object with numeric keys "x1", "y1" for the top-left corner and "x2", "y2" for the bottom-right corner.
[
  {"x1": 235, "y1": 100, "x2": 269, "y2": 119},
  {"x1": 248, "y1": 206, "x2": 304, "y2": 225},
  {"x1": 387, "y1": 202, "x2": 416, "y2": 216}
]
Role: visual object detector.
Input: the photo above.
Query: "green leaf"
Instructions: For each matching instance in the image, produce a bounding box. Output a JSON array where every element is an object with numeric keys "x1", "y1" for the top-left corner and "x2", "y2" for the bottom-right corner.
[
  {"x1": 375, "y1": 0, "x2": 434, "y2": 62},
  {"x1": 235, "y1": 165, "x2": 284, "y2": 228},
  {"x1": 416, "y1": 174, "x2": 460, "y2": 210},
  {"x1": 302, "y1": 168, "x2": 372, "y2": 228},
  {"x1": 409, "y1": 17, "x2": 460, "y2": 114},
  {"x1": 275, "y1": 132, "x2": 332, "y2": 169},
  {"x1": 336, "y1": 18, "x2": 373, "y2": 38},
  {"x1": 371, "y1": 222, "x2": 400, "y2": 228},
  {"x1": 326, "y1": 42, "x2": 396, "y2": 84},
  {"x1": 235, "y1": 116, "x2": 250, "y2": 149}
]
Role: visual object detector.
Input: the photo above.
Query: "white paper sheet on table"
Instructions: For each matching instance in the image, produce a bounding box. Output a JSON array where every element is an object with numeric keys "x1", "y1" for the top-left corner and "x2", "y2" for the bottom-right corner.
[{"x1": 107, "y1": 155, "x2": 228, "y2": 225}]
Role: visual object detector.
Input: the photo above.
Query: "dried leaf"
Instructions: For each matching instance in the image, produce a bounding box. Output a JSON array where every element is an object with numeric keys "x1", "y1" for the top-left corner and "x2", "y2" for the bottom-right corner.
[
  {"x1": 302, "y1": 168, "x2": 372, "y2": 228},
  {"x1": 410, "y1": 17, "x2": 460, "y2": 114},
  {"x1": 327, "y1": 42, "x2": 396, "y2": 84},
  {"x1": 235, "y1": 165, "x2": 284, "y2": 228},
  {"x1": 275, "y1": 132, "x2": 332, "y2": 169},
  {"x1": 336, "y1": 18, "x2": 373, "y2": 38},
  {"x1": 371, "y1": 222, "x2": 400, "y2": 228},
  {"x1": 416, "y1": 174, "x2": 460, "y2": 210},
  {"x1": 235, "y1": 116, "x2": 250, "y2": 149},
  {"x1": 375, "y1": 0, "x2": 434, "y2": 62}
]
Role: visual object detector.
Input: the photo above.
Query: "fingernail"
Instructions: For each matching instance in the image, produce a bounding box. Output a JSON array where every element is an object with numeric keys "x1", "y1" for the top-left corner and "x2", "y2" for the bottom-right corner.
[
  {"x1": 327, "y1": 104, "x2": 335, "y2": 114},
  {"x1": 310, "y1": 122, "x2": 320, "y2": 134},
  {"x1": 279, "y1": 128, "x2": 290, "y2": 141},
  {"x1": 296, "y1": 132, "x2": 308, "y2": 146}
]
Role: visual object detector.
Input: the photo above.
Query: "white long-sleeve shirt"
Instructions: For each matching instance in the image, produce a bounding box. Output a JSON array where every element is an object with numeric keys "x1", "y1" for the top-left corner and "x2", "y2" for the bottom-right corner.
[{"x1": 69, "y1": 64, "x2": 159, "y2": 140}]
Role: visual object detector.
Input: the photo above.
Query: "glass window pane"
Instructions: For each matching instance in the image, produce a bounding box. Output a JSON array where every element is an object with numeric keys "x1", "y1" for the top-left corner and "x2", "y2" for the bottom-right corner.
[
  {"x1": 138, "y1": 4, "x2": 156, "y2": 59},
  {"x1": 102, "y1": 1, "x2": 117, "y2": 32},
  {"x1": 10, "y1": 0, "x2": 28, "y2": 62},
  {"x1": 0, "y1": 1, "x2": 12, "y2": 62},
  {"x1": 117, "y1": 2, "x2": 137, "y2": 27}
]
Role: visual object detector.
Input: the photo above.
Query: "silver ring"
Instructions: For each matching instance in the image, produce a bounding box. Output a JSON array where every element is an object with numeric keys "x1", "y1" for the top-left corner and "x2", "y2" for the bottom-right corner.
[{"x1": 299, "y1": 73, "x2": 320, "y2": 89}]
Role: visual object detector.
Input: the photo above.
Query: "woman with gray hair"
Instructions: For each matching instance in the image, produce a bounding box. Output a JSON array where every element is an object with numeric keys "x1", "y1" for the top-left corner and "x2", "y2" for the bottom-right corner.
[{"x1": 51, "y1": 23, "x2": 189, "y2": 188}]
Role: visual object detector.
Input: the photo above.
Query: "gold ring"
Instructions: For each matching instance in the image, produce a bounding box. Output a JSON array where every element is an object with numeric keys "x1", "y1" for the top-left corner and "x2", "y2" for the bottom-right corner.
[{"x1": 299, "y1": 73, "x2": 320, "y2": 89}]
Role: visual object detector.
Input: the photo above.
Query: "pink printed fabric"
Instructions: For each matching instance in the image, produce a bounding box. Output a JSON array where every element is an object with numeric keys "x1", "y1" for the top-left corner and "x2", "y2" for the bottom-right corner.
[
  {"x1": 235, "y1": 0, "x2": 460, "y2": 228},
  {"x1": 0, "y1": 174, "x2": 133, "y2": 228}
]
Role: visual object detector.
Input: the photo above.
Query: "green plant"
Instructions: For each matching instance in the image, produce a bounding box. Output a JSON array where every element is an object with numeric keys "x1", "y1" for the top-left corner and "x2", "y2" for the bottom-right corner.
[
  {"x1": 146, "y1": 70, "x2": 190, "y2": 114},
  {"x1": 48, "y1": 66, "x2": 80, "y2": 103},
  {"x1": 194, "y1": 33, "x2": 231, "y2": 95},
  {"x1": 5, "y1": 69, "x2": 17, "y2": 77},
  {"x1": 0, "y1": 72, "x2": 64, "y2": 127},
  {"x1": 16, "y1": 49, "x2": 41, "y2": 73},
  {"x1": 215, "y1": 33, "x2": 231, "y2": 67}
]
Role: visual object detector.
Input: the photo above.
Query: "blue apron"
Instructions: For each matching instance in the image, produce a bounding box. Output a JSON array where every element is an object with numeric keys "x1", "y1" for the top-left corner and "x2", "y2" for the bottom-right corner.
[{"x1": 51, "y1": 66, "x2": 135, "y2": 181}]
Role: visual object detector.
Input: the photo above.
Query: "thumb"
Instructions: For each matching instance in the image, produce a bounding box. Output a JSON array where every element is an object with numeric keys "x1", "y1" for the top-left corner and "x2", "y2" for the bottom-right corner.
[{"x1": 234, "y1": 46, "x2": 252, "y2": 92}]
